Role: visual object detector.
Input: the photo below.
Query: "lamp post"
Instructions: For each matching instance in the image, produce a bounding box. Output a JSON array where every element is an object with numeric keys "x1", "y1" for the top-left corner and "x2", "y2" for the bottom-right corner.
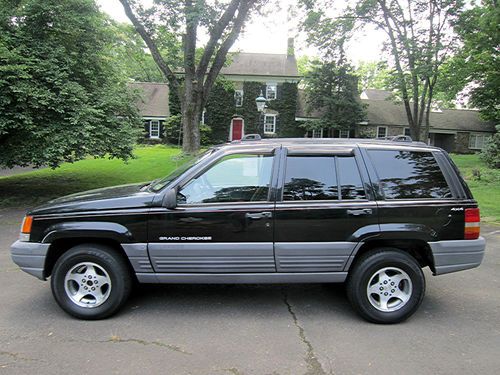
[{"x1": 255, "y1": 91, "x2": 266, "y2": 112}]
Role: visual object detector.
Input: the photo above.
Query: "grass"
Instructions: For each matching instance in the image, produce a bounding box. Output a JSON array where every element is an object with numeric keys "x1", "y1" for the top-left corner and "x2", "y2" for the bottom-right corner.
[
  {"x1": 0, "y1": 146, "x2": 498, "y2": 224},
  {"x1": 0, "y1": 145, "x2": 189, "y2": 208},
  {"x1": 450, "y1": 154, "x2": 500, "y2": 225}
]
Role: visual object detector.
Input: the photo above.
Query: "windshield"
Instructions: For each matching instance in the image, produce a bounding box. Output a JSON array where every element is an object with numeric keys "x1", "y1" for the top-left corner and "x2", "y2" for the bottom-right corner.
[{"x1": 149, "y1": 149, "x2": 215, "y2": 192}]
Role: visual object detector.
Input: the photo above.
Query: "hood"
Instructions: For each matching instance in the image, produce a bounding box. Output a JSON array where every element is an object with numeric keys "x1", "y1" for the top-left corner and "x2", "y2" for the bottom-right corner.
[{"x1": 29, "y1": 183, "x2": 157, "y2": 216}]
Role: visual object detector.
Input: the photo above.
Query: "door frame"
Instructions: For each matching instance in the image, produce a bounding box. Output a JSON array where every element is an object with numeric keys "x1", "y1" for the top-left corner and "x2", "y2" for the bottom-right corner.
[{"x1": 229, "y1": 117, "x2": 245, "y2": 141}]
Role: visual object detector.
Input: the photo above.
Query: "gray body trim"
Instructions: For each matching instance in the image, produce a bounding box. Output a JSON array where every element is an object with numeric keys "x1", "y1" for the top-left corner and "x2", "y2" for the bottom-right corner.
[
  {"x1": 10, "y1": 240, "x2": 50, "y2": 280},
  {"x1": 136, "y1": 272, "x2": 348, "y2": 284},
  {"x1": 121, "y1": 243, "x2": 153, "y2": 273},
  {"x1": 148, "y1": 242, "x2": 275, "y2": 273},
  {"x1": 429, "y1": 237, "x2": 486, "y2": 275},
  {"x1": 275, "y1": 242, "x2": 356, "y2": 272}
]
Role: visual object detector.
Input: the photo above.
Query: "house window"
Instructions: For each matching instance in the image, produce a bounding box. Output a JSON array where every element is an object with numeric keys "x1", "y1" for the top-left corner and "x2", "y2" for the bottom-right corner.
[
  {"x1": 264, "y1": 115, "x2": 276, "y2": 134},
  {"x1": 312, "y1": 128, "x2": 323, "y2": 138},
  {"x1": 404, "y1": 127, "x2": 411, "y2": 136},
  {"x1": 469, "y1": 133, "x2": 491, "y2": 150},
  {"x1": 339, "y1": 129, "x2": 350, "y2": 138},
  {"x1": 149, "y1": 120, "x2": 160, "y2": 139},
  {"x1": 266, "y1": 83, "x2": 277, "y2": 100},
  {"x1": 234, "y1": 90, "x2": 243, "y2": 107},
  {"x1": 377, "y1": 126, "x2": 388, "y2": 138}
]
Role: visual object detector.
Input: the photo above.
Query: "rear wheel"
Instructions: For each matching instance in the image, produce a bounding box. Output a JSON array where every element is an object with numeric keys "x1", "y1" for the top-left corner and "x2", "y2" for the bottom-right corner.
[
  {"x1": 346, "y1": 249, "x2": 425, "y2": 324},
  {"x1": 51, "y1": 244, "x2": 132, "y2": 320}
]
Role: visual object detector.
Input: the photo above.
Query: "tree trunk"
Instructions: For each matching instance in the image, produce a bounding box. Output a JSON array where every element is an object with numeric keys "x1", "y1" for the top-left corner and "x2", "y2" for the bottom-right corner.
[{"x1": 181, "y1": 104, "x2": 200, "y2": 153}]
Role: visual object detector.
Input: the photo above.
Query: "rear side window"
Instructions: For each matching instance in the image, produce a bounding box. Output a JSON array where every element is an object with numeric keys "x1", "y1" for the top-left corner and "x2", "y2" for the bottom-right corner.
[
  {"x1": 283, "y1": 155, "x2": 366, "y2": 201},
  {"x1": 368, "y1": 150, "x2": 452, "y2": 199}
]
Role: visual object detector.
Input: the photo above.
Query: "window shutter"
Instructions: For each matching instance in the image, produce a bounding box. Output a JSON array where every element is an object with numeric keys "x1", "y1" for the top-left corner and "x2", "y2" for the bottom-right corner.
[
  {"x1": 275, "y1": 115, "x2": 281, "y2": 134},
  {"x1": 277, "y1": 84, "x2": 282, "y2": 100},
  {"x1": 261, "y1": 84, "x2": 267, "y2": 98},
  {"x1": 259, "y1": 113, "x2": 265, "y2": 134},
  {"x1": 144, "y1": 120, "x2": 150, "y2": 138},
  {"x1": 159, "y1": 121, "x2": 164, "y2": 138}
]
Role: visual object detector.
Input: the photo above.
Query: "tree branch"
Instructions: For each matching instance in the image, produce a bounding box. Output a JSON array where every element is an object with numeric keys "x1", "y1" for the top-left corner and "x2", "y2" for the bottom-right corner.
[{"x1": 119, "y1": 0, "x2": 179, "y2": 91}]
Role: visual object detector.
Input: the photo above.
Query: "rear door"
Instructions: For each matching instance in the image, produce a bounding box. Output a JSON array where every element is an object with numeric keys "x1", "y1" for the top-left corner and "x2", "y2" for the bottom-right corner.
[
  {"x1": 274, "y1": 146, "x2": 379, "y2": 273},
  {"x1": 148, "y1": 149, "x2": 278, "y2": 273}
]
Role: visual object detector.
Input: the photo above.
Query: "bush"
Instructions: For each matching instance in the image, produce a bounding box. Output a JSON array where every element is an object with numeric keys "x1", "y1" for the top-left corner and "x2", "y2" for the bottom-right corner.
[{"x1": 480, "y1": 125, "x2": 500, "y2": 169}]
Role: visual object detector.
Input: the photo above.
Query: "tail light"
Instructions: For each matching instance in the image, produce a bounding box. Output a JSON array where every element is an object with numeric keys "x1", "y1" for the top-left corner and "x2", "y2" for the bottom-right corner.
[
  {"x1": 464, "y1": 208, "x2": 480, "y2": 240},
  {"x1": 19, "y1": 216, "x2": 33, "y2": 242}
]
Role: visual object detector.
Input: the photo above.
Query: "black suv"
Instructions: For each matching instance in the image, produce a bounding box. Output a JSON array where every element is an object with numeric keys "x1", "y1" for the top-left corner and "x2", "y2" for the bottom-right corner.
[{"x1": 11, "y1": 139, "x2": 485, "y2": 323}]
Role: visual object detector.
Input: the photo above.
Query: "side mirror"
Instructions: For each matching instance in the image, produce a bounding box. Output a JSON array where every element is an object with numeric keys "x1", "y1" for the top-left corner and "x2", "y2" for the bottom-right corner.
[{"x1": 163, "y1": 187, "x2": 177, "y2": 209}]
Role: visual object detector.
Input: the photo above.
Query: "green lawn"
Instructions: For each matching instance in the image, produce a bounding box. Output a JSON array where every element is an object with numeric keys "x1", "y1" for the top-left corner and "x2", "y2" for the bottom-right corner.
[
  {"x1": 0, "y1": 145, "x2": 189, "y2": 208},
  {"x1": 450, "y1": 154, "x2": 500, "y2": 224},
  {"x1": 0, "y1": 146, "x2": 498, "y2": 224}
]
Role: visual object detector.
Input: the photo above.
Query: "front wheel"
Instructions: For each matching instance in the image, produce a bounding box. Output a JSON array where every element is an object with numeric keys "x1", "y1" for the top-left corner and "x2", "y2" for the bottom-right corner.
[
  {"x1": 51, "y1": 244, "x2": 132, "y2": 320},
  {"x1": 346, "y1": 249, "x2": 425, "y2": 324}
]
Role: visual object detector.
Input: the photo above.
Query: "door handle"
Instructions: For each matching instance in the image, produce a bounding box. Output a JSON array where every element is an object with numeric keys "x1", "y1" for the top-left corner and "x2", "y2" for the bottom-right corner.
[
  {"x1": 245, "y1": 211, "x2": 273, "y2": 220},
  {"x1": 347, "y1": 208, "x2": 373, "y2": 216}
]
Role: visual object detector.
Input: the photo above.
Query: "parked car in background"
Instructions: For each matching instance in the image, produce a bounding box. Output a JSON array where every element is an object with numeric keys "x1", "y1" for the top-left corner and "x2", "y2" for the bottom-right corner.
[{"x1": 11, "y1": 138, "x2": 485, "y2": 323}]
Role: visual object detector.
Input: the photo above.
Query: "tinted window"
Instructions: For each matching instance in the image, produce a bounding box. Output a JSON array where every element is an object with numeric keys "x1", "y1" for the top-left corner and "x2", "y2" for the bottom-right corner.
[
  {"x1": 368, "y1": 150, "x2": 452, "y2": 199},
  {"x1": 178, "y1": 154, "x2": 273, "y2": 204},
  {"x1": 283, "y1": 156, "x2": 338, "y2": 200},
  {"x1": 338, "y1": 157, "x2": 366, "y2": 200}
]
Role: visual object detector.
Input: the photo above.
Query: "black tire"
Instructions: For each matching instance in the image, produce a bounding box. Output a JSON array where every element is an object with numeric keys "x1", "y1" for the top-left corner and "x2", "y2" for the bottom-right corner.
[
  {"x1": 346, "y1": 248, "x2": 425, "y2": 324},
  {"x1": 51, "y1": 244, "x2": 132, "y2": 320}
]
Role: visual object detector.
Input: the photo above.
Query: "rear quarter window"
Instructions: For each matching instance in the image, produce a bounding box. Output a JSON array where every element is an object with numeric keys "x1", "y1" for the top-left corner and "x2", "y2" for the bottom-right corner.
[{"x1": 368, "y1": 150, "x2": 452, "y2": 199}]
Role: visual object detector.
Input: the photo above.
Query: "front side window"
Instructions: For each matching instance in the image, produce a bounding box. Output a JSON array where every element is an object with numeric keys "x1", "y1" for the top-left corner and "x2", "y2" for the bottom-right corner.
[
  {"x1": 234, "y1": 90, "x2": 243, "y2": 107},
  {"x1": 264, "y1": 115, "x2": 276, "y2": 134},
  {"x1": 266, "y1": 83, "x2": 277, "y2": 100},
  {"x1": 178, "y1": 154, "x2": 273, "y2": 204},
  {"x1": 149, "y1": 120, "x2": 160, "y2": 138},
  {"x1": 377, "y1": 126, "x2": 387, "y2": 138},
  {"x1": 368, "y1": 150, "x2": 452, "y2": 199},
  {"x1": 469, "y1": 134, "x2": 490, "y2": 150}
]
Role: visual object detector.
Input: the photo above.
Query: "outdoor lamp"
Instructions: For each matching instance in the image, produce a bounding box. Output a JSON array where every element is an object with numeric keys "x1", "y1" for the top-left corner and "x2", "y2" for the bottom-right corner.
[{"x1": 255, "y1": 91, "x2": 266, "y2": 112}]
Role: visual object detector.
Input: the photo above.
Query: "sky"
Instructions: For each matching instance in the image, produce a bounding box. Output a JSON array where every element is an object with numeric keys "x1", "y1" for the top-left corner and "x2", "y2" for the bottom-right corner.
[{"x1": 96, "y1": 0, "x2": 387, "y2": 65}]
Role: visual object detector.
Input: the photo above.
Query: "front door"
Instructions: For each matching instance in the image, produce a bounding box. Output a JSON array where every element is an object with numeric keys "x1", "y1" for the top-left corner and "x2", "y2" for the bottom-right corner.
[
  {"x1": 274, "y1": 149, "x2": 378, "y2": 272},
  {"x1": 148, "y1": 151, "x2": 277, "y2": 273},
  {"x1": 231, "y1": 118, "x2": 244, "y2": 141}
]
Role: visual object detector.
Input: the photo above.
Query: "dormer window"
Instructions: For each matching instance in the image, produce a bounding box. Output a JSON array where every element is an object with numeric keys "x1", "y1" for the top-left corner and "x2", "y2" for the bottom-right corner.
[{"x1": 266, "y1": 83, "x2": 277, "y2": 100}]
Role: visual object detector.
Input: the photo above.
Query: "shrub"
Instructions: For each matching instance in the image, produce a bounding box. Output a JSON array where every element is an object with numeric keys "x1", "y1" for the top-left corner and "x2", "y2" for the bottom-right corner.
[{"x1": 480, "y1": 125, "x2": 500, "y2": 169}]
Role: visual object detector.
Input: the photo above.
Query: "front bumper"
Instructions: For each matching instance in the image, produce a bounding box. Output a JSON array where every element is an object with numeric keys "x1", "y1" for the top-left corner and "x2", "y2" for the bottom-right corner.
[
  {"x1": 11, "y1": 240, "x2": 50, "y2": 280},
  {"x1": 429, "y1": 237, "x2": 486, "y2": 275}
]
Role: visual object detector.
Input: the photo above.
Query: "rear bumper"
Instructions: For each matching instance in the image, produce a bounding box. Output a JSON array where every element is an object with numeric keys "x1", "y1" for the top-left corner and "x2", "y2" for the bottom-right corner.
[
  {"x1": 429, "y1": 237, "x2": 486, "y2": 275},
  {"x1": 10, "y1": 240, "x2": 50, "y2": 280}
]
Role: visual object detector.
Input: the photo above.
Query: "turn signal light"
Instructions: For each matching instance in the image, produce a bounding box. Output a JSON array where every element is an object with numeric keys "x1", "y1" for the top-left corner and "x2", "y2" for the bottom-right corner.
[
  {"x1": 21, "y1": 216, "x2": 33, "y2": 234},
  {"x1": 464, "y1": 208, "x2": 480, "y2": 240}
]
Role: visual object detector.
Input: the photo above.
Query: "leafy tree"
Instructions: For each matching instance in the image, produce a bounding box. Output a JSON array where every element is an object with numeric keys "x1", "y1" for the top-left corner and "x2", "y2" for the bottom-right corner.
[
  {"x1": 119, "y1": 0, "x2": 267, "y2": 153},
  {"x1": 437, "y1": 1, "x2": 499, "y2": 123},
  {"x1": 0, "y1": 0, "x2": 141, "y2": 168},
  {"x1": 481, "y1": 125, "x2": 500, "y2": 169},
  {"x1": 303, "y1": 59, "x2": 366, "y2": 133},
  {"x1": 354, "y1": 61, "x2": 391, "y2": 91},
  {"x1": 300, "y1": 0, "x2": 464, "y2": 141}
]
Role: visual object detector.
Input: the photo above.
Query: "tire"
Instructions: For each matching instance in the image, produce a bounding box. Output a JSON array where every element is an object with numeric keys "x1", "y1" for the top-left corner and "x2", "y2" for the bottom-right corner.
[
  {"x1": 51, "y1": 244, "x2": 132, "y2": 320},
  {"x1": 346, "y1": 248, "x2": 425, "y2": 324}
]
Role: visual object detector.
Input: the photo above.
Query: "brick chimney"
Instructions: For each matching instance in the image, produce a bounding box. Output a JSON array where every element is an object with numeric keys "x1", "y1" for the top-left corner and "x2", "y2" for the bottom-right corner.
[{"x1": 287, "y1": 37, "x2": 295, "y2": 57}]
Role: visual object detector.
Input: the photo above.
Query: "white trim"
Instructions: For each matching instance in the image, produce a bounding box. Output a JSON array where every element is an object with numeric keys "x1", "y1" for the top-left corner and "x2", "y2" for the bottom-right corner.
[
  {"x1": 142, "y1": 116, "x2": 166, "y2": 120},
  {"x1": 149, "y1": 120, "x2": 160, "y2": 139},
  {"x1": 234, "y1": 90, "x2": 244, "y2": 107},
  {"x1": 376, "y1": 126, "x2": 388, "y2": 138},
  {"x1": 264, "y1": 114, "x2": 277, "y2": 134},
  {"x1": 469, "y1": 133, "x2": 491, "y2": 150},
  {"x1": 229, "y1": 117, "x2": 245, "y2": 141},
  {"x1": 200, "y1": 109, "x2": 206, "y2": 125},
  {"x1": 220, "y1": 74, "x2": 301, "y2": 83},
  {"x1": 312, "y1": 128, "x2": 323, "y2": 138}
]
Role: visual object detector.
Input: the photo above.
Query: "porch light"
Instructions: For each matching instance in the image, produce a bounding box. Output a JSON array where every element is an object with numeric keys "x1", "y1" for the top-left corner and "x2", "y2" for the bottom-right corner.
[{"x1": 255, "y1": 91, "x2": 267, "y2": 112}]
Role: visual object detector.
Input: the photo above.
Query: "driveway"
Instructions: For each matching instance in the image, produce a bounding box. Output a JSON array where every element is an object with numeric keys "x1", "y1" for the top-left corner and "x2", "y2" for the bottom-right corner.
[{"x1": 1, "y1": 208, "x2": 499, "y2": 374}]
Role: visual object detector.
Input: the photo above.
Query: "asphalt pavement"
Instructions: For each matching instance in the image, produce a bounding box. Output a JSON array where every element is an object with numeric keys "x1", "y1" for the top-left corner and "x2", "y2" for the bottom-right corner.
[{"x1": 1, "y1": 208, "x2": 499, "y2": 374}]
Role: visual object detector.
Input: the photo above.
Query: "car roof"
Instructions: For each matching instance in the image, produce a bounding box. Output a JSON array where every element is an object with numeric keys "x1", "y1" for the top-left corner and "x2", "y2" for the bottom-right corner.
[{"x1": 219, "y1": 138, "x2": 441, "y2": 153}]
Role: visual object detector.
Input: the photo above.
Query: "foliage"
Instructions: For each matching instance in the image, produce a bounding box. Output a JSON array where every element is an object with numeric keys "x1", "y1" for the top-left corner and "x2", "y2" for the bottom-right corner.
[
  {"x1": 437, "y1": 1, "x2": 499, "y2": 123},
  {"x1": 480, "y1": 125, "x2": 500, "y2": 169},
  {"x1": 302, "y1": 60, "x2": 366, "y2": 131},
  {"x1": 205, "y1": 79, "x2": 236, "y2": 143},
  {"x1": 119, "y1": 0, "x2": 268, "y2": 153},
  {"x1": 354, "y1": 61, "x2": 392, "y2": 91},
  {"x1": 0, "y1": 0, "x2": 142, "y2": 168},
  {"x1": 163, "y1": 114, "x2": 182, "y2": 145},
  {"x1": 299, "y1": 0, "x2": 465, "y2": 141}
]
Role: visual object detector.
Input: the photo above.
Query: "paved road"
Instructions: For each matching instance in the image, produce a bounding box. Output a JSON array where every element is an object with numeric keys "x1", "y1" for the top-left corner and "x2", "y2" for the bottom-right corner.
[
  {"x1": 1, "y1": 208, "x2": 499, "y2": 374},
  {"x1": 0, "y1": 166, "x2": 44, "y2": 178}
]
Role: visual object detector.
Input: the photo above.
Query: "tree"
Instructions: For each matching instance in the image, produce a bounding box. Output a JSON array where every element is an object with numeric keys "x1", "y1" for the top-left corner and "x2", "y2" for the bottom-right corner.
[
  {"x1": 300, "y1": 0, "x2": 464, "y2": 141},
  {"x1": 437, "y1": 1, "x2": 499, "y2": 123},
  {"x1": 0, "y1": 0, "x2": 141, "y2": 168},
  {"x1": 119, "y1": 0, "x2": 267, "y2": 153},
  {"x1": 354, "y1": 61, "x2": 391, "y2": 91},
  {"x1": 303, "y1": 59, "x2": 366, "y2": 134}
]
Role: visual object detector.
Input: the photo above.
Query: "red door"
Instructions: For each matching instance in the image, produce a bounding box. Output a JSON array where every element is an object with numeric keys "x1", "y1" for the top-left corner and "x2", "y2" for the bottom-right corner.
[{"x1": 231, "y1": 118, "x2": 243, "y2": 141}]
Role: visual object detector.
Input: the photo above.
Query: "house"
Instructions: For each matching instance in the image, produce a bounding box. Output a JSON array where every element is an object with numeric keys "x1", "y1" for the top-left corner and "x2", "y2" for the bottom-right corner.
[
  {"x1": 296, "y1": 89, "x2": 496, "y2": 153},
  {"x1": 129, "y1": 82, "x2": 170, "y2": 140}
]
